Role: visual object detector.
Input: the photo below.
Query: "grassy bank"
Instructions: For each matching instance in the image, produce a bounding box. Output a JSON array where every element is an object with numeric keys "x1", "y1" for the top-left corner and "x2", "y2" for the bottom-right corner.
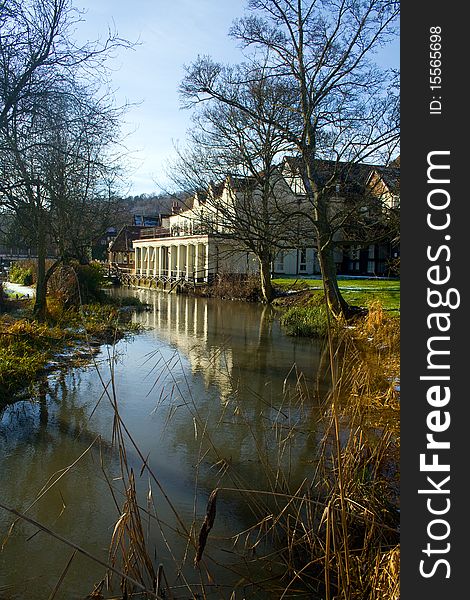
[
  {"x1": 261, "y1": 283, "x2": 401, "y2": 598},
  {"x1": 0, "y1": 267, "x2": 147, "y2": 403},
  {"x1": 0, "y1": 301, "x2": 144, "y2": 403},
  {"x1": 191, "y1": 274, "x2": 400, "y2": 313},
  {"x1": 273, "y1": 276, "x2": 399, "y2": 340},
  {"x1": 273, "y1": 277, "x2": 400, "y2": 314}
]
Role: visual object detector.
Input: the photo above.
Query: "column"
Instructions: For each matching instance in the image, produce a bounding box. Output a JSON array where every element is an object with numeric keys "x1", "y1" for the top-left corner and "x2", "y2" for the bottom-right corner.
[
  {"x1": 146, "y1": 245, "x2": 151, "y2": 276},
  {"x1": 185, "y1": 245, "x2": 191, "y2": 281},
  {"x1": 194, "y1": 244, "x2": 199, "y2": 281},
  {"x1": 163, "y1": 246, "x2": 168, "y2": 277},
  {"x1": 204, "y1": 242, "x2": 209, "y2": 282},
  {"x1": 170, "y1": 245, "x2": 177, "y2": 278},
  {"x1": 176, "y1": 244, "x2": 181, "y2": 279},
  {"x1": 134, "y1": 247, "x2": 139, "y2": 274},
  {"x1": 158, "y1": 246, "x2": 163, "y2": 278}
]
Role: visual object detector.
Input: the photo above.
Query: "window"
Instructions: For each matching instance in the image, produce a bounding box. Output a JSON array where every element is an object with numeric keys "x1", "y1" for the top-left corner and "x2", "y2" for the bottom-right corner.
[
  {"x1": 350, "y1": 246, "x2": 360, "y2": 261},
  {"x1": 299, "y1": 248, "x2": 307, "y2": 272},
  {"x1": 274, "y1": 251, "x2": 285, "y2": 272}
]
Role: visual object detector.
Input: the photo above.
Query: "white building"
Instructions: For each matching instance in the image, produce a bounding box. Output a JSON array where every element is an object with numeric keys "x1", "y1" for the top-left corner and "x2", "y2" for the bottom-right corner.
[
  {"x1": 130, "y1": 157, "x2": 399, "y2": 281},
  {"x1": 132, "y1": 171, "x2": 319, "y2": 281}
]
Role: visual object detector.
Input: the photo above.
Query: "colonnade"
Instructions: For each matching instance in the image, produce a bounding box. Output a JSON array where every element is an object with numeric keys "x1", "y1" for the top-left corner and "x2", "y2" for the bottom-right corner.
[{"x1": 133, "y1": 239, "x2": 210, "y2": 282}]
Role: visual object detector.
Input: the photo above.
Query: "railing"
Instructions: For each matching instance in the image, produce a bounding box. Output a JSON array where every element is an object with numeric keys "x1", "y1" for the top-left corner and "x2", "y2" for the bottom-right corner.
[
  {"x1": 108, "y1": 263, "x2": 210, "y2": 289},
  {"x1": 138, "y1": 228, "x2": 171, "y2": 239}
]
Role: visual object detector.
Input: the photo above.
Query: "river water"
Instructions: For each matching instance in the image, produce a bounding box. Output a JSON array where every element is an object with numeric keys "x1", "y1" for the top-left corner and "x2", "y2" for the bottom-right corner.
[{"x1": 0, "y1": 289, "x2": 330, "y2": 599}]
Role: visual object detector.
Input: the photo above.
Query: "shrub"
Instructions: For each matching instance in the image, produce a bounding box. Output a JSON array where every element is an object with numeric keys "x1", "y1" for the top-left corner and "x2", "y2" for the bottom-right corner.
[
  {"x1": 75, "y1": 262, "x2": 106, "y2": 303},
  {"x1": 48, "y1": 261, "x2": 107, "y2": 308},
  {"x1": 8, "y1": 263, "x2": 33, "y2": 285},
  {"x1": 210, "y1": 273, "x2": 261, "y2": 301},
  {"x1": 280, "y1": 304, "x2": 334, "y2": 337},
  {"x1": 7, "y1": 258, "x2": 56, "y2": 285}
]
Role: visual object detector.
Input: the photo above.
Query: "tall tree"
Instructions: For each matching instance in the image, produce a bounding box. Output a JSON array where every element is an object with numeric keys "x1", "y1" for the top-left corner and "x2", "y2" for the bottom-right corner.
[
  {"x1": 0, "y1": 0, "x2": 126, "y2": 128},
  {"x1": 0, "y1": 82, "x2": 123, "y2": 319},
  {"x1": 171, "y1": 72, "x2": 303, "y2": 302},
  {"x1": 0, "y1": 0, "x2": 129, "y2": 319},
  {"x1": 180, "y1": 0, "x2": 399, "y2": 318}
]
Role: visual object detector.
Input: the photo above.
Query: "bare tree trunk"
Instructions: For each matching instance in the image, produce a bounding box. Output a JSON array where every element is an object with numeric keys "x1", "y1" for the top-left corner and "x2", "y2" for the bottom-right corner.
[
  {"x1": 306, "y1": 161, "x2": 350, "y2": 320},
  {"x1": 34, "y1": 248, "x2": 61, "y2": 321},
  {"x1": 258, "y1": 254, "x2": 274, "y2": 303},
  {"x1": 316, "y1": 233, "x2": 349, "y2": 319},
  {"x1": 33, "y1": 216, "x2": 48, "y2": 321}
]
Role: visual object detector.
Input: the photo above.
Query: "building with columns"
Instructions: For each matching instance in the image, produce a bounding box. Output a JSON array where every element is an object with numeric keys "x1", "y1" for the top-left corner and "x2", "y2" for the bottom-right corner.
[
  {"x1": 120, "y1": 157, "x2": 399, "y2": 283},
  {"x1": 133, "y1": 234, "x2": 260, "y2": 283},
  {"x1": 131, "y1": 171, "x2": 318, "y2": 283}
]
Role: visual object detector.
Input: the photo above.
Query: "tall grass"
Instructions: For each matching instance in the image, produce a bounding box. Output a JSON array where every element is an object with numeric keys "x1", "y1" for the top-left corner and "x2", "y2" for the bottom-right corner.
[
  {"x1": 0, "y1": 317, "x2": 67, "y2": 397},
  {"x1": 199, "y1": 273, "x2": 261, "y2": 301},
  {"x1": 280, "y1": 304, "x2": 336, "y2": 337}
]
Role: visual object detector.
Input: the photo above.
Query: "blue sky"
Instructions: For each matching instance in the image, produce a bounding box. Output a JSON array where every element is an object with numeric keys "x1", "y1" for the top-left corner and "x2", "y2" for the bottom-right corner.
[{"x1": 73, "y1": 0, "x2": 399, "y2": 196}]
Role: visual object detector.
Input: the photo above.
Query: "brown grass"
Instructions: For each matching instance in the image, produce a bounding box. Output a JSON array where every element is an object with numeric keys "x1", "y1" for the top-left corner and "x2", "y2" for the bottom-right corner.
[{"x1": 197, "y1": 273, "x2": 262, "y2": 301}]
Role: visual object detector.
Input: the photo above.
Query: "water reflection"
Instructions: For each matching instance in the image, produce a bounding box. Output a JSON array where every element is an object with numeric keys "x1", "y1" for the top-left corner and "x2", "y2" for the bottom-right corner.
[
  {"x1": 1, "y1": 290, "x2": 328, "y2": 598},
  {"x1": 131, "y1": 289, "x2": 327, "y2": 407},
  {"x1": 0, "y1": 372, "x2": 119, "y2": 599}
]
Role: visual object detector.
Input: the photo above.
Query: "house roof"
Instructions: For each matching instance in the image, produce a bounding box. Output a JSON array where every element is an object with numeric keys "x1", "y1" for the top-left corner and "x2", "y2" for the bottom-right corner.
[
  {"x1": 371, "y1": 166, "x2": 400, "y2": 195},
  {"x1": 108, "y1": 225, "x2": 143, "y2": 253},
  {"x1": 283, "y1": 156, "x2": 399, "y2": 194}
]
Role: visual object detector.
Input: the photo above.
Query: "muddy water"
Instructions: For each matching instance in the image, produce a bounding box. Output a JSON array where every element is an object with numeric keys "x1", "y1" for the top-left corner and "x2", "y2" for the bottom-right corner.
[{"x1": 0, "y1": 290, "x2": 328, "y2": 599}]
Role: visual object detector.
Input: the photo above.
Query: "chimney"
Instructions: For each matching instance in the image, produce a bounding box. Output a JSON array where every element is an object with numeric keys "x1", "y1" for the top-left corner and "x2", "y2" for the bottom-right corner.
[{"x1": 172, "y1": 201, "x2": 180, "y2": 215}]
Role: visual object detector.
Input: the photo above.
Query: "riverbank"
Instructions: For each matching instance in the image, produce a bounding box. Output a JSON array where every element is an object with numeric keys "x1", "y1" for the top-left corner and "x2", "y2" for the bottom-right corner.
[
  {"x1": 0, "y1": 295, "x2": 146, "y2": 404},
  {"x1": 273, "y1": 287, "x2": 400, "y2": 416},
  {"x1": 273, "y1": 276, "x2": 400, "y2": 314}
]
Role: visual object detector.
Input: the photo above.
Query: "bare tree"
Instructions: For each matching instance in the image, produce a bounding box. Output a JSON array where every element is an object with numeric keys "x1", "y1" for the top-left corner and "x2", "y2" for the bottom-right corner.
[
  {"x1": 171, "y1": 72, "x2": 305, "y2": 302},
  {"x1": 180, "y1": 0, "x2": 399, "y2": 318},
  {"x1": 0, "y1": 0, "x2": 130, "y2": 319},
  {"x1": 0, "y1": 0, "x2": 127, "y2": 128},
  {"x1": 0, "y1": 81, "x2": 124, "y2": 319}
]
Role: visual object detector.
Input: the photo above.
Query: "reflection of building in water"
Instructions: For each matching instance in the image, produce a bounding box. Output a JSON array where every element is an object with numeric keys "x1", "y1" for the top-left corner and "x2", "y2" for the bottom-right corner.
[
  {"x1": 137, "y1": 291, "x2": 234, "y2": 404},
  {"x1": 133, "y1": 290, "x2": 313, "y2": 408},
  {"x1": 131, "y1": 290, "x2": 327, "y2": 497}
]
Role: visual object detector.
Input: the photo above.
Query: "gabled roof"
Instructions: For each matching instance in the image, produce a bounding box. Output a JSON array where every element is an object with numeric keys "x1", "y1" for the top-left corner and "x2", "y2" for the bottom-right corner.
[
  {"x1": 226, "y1": 166, "x2": 288, "y2": 195},
  {"x1": 226, "y1": 175, "x2": 258, "y2": 194},
  {"x1": 370, "y1": 166, "x2": 400, "y2": 195},
  {"x1": 108, "y1": 225, "x2": 142, "y2": 253},
  {"x1": 283, "y1": 156, "x2": 399, "y2": 194}
]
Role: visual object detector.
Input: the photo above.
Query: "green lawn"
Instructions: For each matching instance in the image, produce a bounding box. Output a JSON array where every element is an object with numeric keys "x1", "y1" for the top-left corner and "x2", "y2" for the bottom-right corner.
[{"x1": 272, "y1": 276, "x2": 400, "y2": 313}]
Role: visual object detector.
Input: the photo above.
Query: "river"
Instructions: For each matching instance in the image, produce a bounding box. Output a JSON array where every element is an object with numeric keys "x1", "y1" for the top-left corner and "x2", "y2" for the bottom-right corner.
[{"x1": 0, "y1": 289, "x2": 331, "y2": 599}]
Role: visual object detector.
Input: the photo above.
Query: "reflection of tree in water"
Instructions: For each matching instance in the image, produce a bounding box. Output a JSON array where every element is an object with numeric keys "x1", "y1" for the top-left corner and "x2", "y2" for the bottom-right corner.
[{"x1": 0, "y1": 370, "x2": 119, "y2": 598}]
